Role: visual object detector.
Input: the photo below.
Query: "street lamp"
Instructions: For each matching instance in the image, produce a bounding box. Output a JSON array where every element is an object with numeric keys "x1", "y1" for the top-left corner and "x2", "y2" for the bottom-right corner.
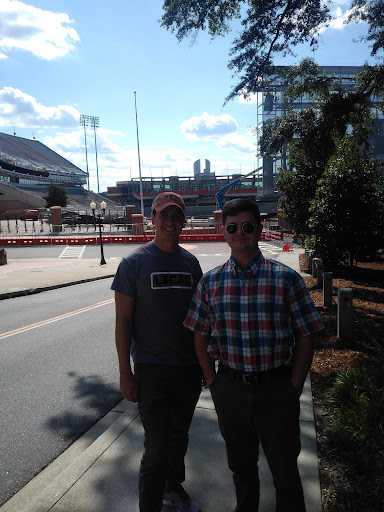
[{"x1": 90, "y1": 200, "x2": 107, "y2": 265}]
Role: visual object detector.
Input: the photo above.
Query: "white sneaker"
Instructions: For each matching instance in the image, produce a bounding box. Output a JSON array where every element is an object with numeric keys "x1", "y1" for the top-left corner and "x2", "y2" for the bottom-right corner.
[{"x1": 163, "y1": 484, "x2": 201, "y2": 512}]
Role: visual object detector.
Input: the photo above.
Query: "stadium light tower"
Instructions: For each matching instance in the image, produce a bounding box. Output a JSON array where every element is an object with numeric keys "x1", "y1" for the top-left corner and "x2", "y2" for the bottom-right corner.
[
  {"x1": 79, "y1": 115, "x2": 90, "y2": 191},
  {"x1": 89, "y1": 116, "x2": 100, "y2": 194}
]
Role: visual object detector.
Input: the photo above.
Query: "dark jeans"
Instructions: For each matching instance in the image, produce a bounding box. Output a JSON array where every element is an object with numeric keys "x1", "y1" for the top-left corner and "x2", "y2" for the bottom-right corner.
[
  {"x1": 210, "y1": 365, "x2": 305, "y2": 512},
  {"x1": 134, "y1": 363, "x2": 202, "y2": 512}
]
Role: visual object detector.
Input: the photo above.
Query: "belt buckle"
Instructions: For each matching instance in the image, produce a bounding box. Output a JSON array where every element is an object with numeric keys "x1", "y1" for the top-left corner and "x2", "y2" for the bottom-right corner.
[{"x1": 242, "y1": 373, "x2": 258, "y2": 385}]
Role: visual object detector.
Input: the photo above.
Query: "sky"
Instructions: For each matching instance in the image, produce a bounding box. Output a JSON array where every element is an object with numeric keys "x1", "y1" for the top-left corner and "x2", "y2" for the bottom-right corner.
[{"x1": 0, "y1": 0, "x2": 379, "y2": 193}]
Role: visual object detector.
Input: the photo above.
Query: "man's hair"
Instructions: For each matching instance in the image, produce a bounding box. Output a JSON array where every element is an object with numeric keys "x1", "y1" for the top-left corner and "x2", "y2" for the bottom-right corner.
[{"x1": 222, "y1": 198, "x2": 261, "y2": 225}]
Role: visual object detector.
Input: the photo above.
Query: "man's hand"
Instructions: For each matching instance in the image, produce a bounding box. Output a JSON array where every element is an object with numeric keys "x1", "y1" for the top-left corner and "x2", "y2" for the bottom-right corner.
[
  {"x1": 120, "y1": 372, "x2": 138, "y2": 403},
  {"x1": 115, "y1": 291, "x2": 136, "y2": 402},
  {"x1": 291, "y1": 334, "x2": 314, "y2": 398},
  {"x1": 291, "y1": 378, "x2": 304, "y2": 397},
  {"x1": 194, "y1": 333, "x2": 216, "y2": 388}
]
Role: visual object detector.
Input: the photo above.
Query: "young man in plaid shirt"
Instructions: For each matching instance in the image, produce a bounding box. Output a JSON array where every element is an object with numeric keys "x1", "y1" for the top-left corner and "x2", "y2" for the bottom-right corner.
[{"x1": 184, "y1": 198, "x2": 324, "y2": 512}]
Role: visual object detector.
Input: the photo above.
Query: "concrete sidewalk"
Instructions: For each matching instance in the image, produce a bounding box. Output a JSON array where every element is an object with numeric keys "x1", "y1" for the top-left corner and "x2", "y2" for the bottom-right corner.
[
  {"x1": 1, "y1": 382, "x2": 321, "y2": 512},
  {"x1": 0, "y1": 257, "x2": 120, "y2": 299},
  {"x1": 0, "y1": 246, "x2": 322, "y2": 511}
]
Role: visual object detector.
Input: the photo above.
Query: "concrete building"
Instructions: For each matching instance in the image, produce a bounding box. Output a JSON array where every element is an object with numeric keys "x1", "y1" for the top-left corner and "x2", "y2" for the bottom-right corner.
[{"x1": 193, "y1": 158, "x2": 214, "y2": 179}]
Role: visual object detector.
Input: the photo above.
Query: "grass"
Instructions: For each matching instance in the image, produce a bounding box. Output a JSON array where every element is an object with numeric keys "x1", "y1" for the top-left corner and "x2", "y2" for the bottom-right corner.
[{"x1": 320, "y1": 367, "x2": 384, "y2": 511}]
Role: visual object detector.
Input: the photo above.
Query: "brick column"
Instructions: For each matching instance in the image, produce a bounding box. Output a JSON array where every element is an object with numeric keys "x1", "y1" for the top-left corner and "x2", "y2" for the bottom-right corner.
[
  {"x1": 125, "y1": 205, "x2": 136, "y2": 225},
  {"x1": 132, "y1": 213, "x2": 144, "y2": 235},
  {"x1": 213, "y1": 210, "x2": 222, "y2": 234},
  {"x1": 50, "y1": 206, "x2": 62, "y2": 233}
]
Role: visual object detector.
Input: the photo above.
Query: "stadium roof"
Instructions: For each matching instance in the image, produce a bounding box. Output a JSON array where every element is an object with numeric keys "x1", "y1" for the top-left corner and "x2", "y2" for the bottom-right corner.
[{"x1": 0, "y1": 132, "x2": 85, "y2": 176}]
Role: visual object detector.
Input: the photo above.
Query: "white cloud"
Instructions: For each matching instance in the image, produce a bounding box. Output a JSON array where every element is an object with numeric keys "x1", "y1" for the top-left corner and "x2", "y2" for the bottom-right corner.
[
  {"x1": 0, "y1": 87, "x2": 79, "y2": 127},
  {"x1": 0, "y1": 0, "x2": 80, "y2": 60},
  {"x1": 328, "y1": 0, "x2": 351, "y2": 17},
  {"x1": 180, "y1": 111, "x2": 256, "y2": 158},
  {"x1": 320, "y1": 0, "x2": 363, "y2": 32},
  {"x1": 238, "y1": 92, "x2": 262, "y2": 105},
  {"x1": 216, "y1": 133, "x2": 257, "y2": 154},
  {"x1": 329, "y1": 7, "x2": 353, "y2": 30},
  {"x1": 180, "y1": 112, "x2": 238, "y2": 140}
]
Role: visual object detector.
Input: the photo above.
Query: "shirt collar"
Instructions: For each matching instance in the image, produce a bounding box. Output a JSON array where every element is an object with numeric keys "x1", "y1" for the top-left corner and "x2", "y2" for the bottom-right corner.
[{"x1": 229, "y1": 251, "x2": 263, "y2": 276}]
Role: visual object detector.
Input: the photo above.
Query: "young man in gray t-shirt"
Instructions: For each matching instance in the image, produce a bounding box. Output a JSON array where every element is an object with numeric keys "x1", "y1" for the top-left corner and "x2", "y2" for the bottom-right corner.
[{"x1": 112, "y1": 193, "x2": 202, "y2": 512}]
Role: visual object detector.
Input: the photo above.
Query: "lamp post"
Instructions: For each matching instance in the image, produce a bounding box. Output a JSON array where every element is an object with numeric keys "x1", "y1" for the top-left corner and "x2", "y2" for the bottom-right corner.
[{"x1": 90, "y1": 200, "x2": 106, "y2": 265}]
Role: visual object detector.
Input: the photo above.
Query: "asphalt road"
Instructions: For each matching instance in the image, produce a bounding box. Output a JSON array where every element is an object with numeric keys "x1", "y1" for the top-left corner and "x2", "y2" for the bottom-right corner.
[
  {"x1": 0, "y1": 242, "x2": 282, "y2": 506},
  {"x1": 0, "y1": 279, "x2": 118, "y2": 506}
]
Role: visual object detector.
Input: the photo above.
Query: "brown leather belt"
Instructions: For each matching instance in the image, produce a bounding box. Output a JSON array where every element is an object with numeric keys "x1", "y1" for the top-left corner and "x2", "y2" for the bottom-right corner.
[{"x1": 219, "y1": 362, "x2": 292, "y2": 385}]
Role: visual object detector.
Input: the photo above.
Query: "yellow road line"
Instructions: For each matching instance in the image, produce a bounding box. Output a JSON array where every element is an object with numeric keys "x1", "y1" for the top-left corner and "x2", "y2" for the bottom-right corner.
[{"x1": 0, "y1": 298, "x2": 114, "y2": 340}]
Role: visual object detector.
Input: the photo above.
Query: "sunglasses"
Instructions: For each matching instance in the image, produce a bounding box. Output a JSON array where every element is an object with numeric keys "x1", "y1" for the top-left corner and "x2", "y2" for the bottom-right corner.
[{"x1": 225, "y1": 222, "x2": 257, "y2": 235}]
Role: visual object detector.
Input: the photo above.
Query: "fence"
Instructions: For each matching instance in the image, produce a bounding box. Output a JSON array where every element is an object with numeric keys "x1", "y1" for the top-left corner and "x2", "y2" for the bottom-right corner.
[{"x1": 0, "y1": 217, "x2": 295, "y2": 245}]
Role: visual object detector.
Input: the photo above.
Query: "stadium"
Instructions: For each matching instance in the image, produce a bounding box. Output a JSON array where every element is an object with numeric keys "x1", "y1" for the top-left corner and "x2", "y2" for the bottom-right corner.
[{"x1": 0, "y1": 131, "x2": 113, "y2": 216}]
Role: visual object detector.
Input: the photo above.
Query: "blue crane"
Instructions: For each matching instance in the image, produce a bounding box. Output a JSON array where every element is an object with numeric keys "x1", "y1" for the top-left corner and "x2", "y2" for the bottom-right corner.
[{"x1": 215, "y1": 166, "x2": 263, "y2": 210}]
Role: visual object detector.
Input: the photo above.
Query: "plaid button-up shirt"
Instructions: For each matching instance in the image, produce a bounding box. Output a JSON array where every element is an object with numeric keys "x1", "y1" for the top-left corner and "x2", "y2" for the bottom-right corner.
[{"x1": 184, "y1": 252, "x2": 324, "y2": 373}]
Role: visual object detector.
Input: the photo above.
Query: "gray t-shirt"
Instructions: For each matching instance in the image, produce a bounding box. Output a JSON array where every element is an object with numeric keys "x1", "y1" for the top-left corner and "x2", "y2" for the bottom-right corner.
[{"x1": 111, "y1": 241, "x2": 203, "y2": 365}]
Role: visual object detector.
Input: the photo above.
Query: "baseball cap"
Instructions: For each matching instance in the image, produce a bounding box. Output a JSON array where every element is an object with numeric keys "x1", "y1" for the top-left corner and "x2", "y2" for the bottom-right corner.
[{"x1": 151, "y1": 192, "x2": 185, "y2": 214}]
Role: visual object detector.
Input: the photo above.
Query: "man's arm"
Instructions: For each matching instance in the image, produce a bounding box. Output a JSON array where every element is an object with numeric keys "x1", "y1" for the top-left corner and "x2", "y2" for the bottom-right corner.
[
  {"x1": 115, "y1": 290, "x2": 137, "y2": 403},
  {"x1": 291, "y1": 334, "x2": 314, "y2": 396},
  {"x1": 194, "y1": 332, "x2": 216, "y2": 387}
]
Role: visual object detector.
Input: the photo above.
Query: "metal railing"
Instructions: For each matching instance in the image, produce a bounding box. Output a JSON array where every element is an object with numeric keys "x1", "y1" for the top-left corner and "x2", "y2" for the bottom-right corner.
[
  {"x1": 0, "y1": 219, "x2": 223, "y2": 239},
  {"x1": 0, "y1": 212, "x2": 219, "y2": 237}
]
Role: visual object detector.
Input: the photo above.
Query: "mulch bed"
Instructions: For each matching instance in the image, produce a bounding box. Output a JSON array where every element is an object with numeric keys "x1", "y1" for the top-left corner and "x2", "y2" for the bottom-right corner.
[{"x1": 300, "y1": 253, "x2": 384, "y2": 511}]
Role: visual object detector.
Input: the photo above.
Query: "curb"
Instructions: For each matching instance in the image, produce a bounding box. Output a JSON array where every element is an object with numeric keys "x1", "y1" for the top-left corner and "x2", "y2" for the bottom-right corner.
[
  {"x1": 0, "y1": 402, "x2": 139, "y2": 512},
  {"x1": 0, "y1": 274, "x2": 116, "y2": 300}
]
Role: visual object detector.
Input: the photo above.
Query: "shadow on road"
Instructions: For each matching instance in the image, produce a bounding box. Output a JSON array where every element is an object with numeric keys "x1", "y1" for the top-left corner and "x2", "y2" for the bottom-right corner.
[{"x1": 45, "y1": 371, "x2": 122, "y2": 442}]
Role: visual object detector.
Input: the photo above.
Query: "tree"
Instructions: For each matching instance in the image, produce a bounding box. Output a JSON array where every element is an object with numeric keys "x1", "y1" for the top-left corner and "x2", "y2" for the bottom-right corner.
[
  {"x1": 258, "y1": 59, "x2": 384, "y2": 234},
  {"x1": 349, "y1": 0, "x2": 384, "y2": 57},
  {"x1": 161, "y1": 2, "x2": 384, "y2": 264},
  {"x1": 161, "y1": 0, "x2": 330, "y2": 101},
  {"x1": 308, "y1": 136, "x2": 384, "y2": 266},
  {"x1": 161, "y1": 1, "x2": 383, "y2": 101},
  {"x1": 45, "y1": 184, "x2": 68, "y2": 208}
]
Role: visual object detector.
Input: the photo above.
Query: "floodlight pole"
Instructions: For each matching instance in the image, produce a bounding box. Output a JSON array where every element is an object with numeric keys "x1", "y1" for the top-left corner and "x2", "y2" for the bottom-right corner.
[
  {"x1": 134, "y1": 91, "x2": 144, "y2": 217},
  {"x1": 80, "y1": 115, "x2": 90, "y2": 191},
  {"x1": 90, "y1": 116, "x2": 100, "y2": 195}
]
